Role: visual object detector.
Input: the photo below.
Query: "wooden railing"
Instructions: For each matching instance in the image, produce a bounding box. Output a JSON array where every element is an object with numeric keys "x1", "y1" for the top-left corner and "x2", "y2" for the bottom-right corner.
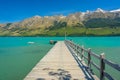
[{"x1": 65, "y1": 40, "x2": 120, "y2": 80}]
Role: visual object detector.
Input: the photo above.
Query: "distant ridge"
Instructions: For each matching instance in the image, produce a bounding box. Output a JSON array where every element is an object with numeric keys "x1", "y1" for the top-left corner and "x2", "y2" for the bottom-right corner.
[{"x1": 0, "y1": 8, "x2": 120, "y2": 36}]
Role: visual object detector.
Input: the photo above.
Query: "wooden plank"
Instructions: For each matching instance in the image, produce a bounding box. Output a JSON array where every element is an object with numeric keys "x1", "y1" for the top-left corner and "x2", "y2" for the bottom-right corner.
[{"x1": 24, "y1": 41, "x2": 89, "y2": 80}]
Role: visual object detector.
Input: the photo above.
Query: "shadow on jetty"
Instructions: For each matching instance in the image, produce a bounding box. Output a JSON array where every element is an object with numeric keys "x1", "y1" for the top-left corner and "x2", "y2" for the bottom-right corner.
[
  {"x1": 48, "y1": 69, "x2": 72, "y2": 80},
  {"x1": 36, "y1": 78, "x2": 45, "y2": 80},
  {"x1": 36, "y1": 68, "x2": 73, "y2": 80}
]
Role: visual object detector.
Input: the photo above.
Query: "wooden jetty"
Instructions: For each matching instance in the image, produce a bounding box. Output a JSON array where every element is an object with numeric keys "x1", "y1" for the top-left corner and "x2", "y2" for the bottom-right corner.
[
  {"x1": 24, "y1": 41, "x2": 96, "y2": 80},
  {"x1": 24, "y1": 40, "x2": 120, "y2": 80}
]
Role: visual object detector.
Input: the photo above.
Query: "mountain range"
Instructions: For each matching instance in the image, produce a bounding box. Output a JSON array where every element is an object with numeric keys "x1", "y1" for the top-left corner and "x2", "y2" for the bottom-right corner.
[{"x1": 0, "y1": 8, "x2": 120, "y2": 36}]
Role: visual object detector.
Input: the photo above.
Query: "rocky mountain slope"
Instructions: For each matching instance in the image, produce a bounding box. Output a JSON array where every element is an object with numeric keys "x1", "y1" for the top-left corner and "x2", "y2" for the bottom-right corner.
[{"x1": 1, "y1": 8, "x2": 120, "y2": 36}]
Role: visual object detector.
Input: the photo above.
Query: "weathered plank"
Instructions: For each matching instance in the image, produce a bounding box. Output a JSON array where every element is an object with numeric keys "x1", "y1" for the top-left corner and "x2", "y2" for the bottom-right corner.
[{"x1": 24, "y1": 41, "x2": 89, "y2": 80}]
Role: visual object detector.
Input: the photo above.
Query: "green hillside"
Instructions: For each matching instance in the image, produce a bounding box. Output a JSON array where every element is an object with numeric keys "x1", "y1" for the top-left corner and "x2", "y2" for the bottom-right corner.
[{"x1": 1, "y1": 14, "x2": 120, "y2": 36}]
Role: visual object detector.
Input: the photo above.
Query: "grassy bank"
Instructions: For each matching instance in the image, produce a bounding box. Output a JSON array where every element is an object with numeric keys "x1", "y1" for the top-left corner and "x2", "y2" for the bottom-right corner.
[{"x1": 0, "y1": 27, "x2": 120, "y2": 37}]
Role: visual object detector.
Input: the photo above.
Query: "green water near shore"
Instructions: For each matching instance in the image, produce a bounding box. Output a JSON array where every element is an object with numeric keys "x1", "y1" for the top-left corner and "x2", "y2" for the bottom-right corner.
[
  {"x1": 0, "y1": 37, "x2": 64, "y2": 80},
  {"x1": 67, "y1": 37, "x2": 120, "y2": 80},
  {"x1": 0, "y1": 37, "x2": 120, "y2": 80}
]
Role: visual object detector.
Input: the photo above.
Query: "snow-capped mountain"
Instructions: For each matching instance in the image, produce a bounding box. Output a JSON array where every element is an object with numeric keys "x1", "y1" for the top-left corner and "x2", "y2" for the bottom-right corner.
[
  {"x1": 110, "y1": 9, "x2": 120, "y2": 12},
  {"x1": 95, "y1": 8, "x2": 106, "y2": 13},
  {"x1": 1, "y1": 8, "x2": 120, "y2": 30}
]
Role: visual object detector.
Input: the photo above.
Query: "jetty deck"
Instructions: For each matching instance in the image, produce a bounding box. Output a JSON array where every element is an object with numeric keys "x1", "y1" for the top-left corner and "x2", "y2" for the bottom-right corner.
[{"x1": 24, "y1": 41, "x2": 92, "y2": 80}]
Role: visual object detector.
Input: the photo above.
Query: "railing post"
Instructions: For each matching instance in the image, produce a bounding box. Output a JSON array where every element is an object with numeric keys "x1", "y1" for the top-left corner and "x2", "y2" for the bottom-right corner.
[
  {"x1": 76, "y1": 44, "x2": 79, "y2": 56},
  {"x1": 71, "y1": 42, "x2": 74, "y2": 49},
  {"x1": 81, "y1": 45, "x2": 84, "y2": 61},
  {"x1": 73, "y1": 43, "x2": 76, "y2": 50},
  {"x1": 88, "y1": 48, "x2": 91, "y2": 69},
  {"x1": 75, "y1": 45, "x2": 77, "y2": 52},
  {"x1": 100, "y1": 53, "x2": 105, "y2": 80}
]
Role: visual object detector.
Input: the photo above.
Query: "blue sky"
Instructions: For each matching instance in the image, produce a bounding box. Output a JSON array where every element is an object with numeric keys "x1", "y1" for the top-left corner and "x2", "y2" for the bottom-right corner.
[{"x1": 0, "y1": 0, "x2": 120, "y2": 23}]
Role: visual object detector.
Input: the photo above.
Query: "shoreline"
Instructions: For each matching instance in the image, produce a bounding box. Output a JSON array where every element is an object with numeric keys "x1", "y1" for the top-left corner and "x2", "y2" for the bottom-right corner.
[{"x1": 0, "y1": 35, "x2": 120, "y2": 37}]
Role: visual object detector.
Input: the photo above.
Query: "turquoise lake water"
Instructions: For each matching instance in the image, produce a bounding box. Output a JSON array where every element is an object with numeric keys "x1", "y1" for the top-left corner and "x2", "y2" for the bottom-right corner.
[{"x1": 0, "y1": 37, "x2": 120, "y2": 80}]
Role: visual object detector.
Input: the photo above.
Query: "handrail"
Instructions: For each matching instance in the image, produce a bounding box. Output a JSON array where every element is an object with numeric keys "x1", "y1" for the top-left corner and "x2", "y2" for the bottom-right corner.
[
  {"x1": 103, "y1": 59, "x2": 120, "y2": 71},
  {"x1": 65, "y1": 40, "x2": 120, "y2": 80}
]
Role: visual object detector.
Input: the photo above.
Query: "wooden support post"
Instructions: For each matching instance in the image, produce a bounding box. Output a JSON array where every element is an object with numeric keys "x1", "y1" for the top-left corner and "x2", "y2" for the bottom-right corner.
[
  {"x1": 74, "y1": 44, "x2": 76, "y2": 51},
  {"x1": 81, "y1": 45, "x2": 84, "y2": 61},
  {"x1": 71, "y1": 43, "x2": 72, "y2": 48},
  {"x1": 76, "y1": 44, "x2": 79, "y2": 56},
  {"x1": 88, "y1": 48, "x2": 91, "y2": 68},
  {"x1": 75, "y1": 44, "x2": 78, "y2": 52},
  {"x1": 100, "y1": 53, "x2": 105, "y2": 80},
  {"x1": 73, "y1": 43, "x2": 74, "y2": 49},
  {"x1": 71, "y1": 43, "x2": 73, "y2": 48},
  {"x1": 73, "y1": 43, "x2": 76, "y2": 50}
]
